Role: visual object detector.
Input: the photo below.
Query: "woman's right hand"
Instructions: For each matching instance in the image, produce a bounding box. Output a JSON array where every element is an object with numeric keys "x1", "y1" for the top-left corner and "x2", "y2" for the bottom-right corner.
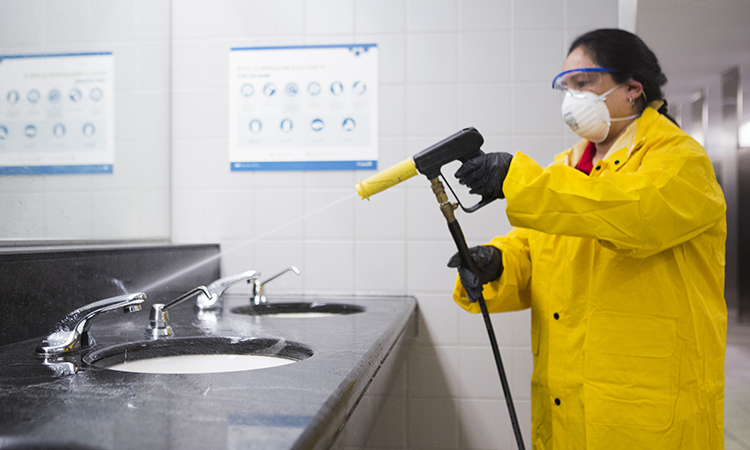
[
  {"x1": 447, "y1": 245, "x2": 503, "y2": 302},
  {"x1": 454, "y1": 152, "x2": 513, "y2": 201}
]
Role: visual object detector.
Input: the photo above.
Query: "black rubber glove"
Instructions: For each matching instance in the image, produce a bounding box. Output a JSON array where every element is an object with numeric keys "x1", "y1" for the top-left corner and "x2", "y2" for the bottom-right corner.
[
  {"x1": 447, "y1": 245, "x2": 503, "y2": 302},
  {"x1": 454, "y1": 152, "x2": 513, "y2": 201}
]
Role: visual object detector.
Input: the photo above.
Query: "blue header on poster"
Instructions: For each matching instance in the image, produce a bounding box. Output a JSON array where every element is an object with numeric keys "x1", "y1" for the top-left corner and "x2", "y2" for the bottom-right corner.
[
  {"x1": 0, "y1": 52, "x2": 112, "y2": 63},
  {"x1": 231, "y1": 44, "x2": 377, "y2": 52},
  {"x1": 0, "y1": 165, "x2": 113, "y2": 176},
  {"x1": 230, "y1": 160, "x2": 377, "y2": 171}
]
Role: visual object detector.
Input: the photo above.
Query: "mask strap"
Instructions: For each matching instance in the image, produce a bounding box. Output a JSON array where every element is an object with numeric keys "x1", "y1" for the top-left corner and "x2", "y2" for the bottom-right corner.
[
  {"x1": 610, "y1": 113, "x2": 640, "y2": 122},
  {"x1": 601, "y1": 83, "x2": 641, "y2": 122}
]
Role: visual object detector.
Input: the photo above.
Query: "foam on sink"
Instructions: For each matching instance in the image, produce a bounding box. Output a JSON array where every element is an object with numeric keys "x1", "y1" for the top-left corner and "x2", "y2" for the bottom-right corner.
[{"x1": 106, "y1": 354, "x2": 296, "y2": 374}]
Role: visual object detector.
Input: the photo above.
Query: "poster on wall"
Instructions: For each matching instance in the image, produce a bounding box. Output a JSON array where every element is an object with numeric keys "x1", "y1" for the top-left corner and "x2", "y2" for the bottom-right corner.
[
  {"x1": 0, "y1": 52, "x2": 115, "y2": 175},
  {"x1": 229, "y1": 44, "x2": 378, "y2": 171}
]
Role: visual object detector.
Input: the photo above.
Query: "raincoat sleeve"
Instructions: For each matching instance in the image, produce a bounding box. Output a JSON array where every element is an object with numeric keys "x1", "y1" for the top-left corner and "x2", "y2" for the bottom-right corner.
[
  {"x1": 503, "y1": 135, "x2": 726, "y2": 258},
  {"x1": 453, "y1": 227, "x2": 532, "y2": 314}
]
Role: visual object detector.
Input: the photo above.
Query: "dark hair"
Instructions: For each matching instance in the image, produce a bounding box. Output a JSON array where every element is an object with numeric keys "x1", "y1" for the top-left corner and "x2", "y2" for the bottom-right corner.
[{"x1": 569, "y1": 29, "x2": 674, "y2": 120}]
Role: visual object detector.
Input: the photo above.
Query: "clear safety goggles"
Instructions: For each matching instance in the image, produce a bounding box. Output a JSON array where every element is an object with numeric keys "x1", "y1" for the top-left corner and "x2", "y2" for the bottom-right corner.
[{"x1": 551, "y1": 68, "x2": 617, "y2": 93}]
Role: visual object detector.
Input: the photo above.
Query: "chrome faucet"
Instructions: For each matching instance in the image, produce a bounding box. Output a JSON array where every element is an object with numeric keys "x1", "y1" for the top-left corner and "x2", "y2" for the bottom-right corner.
[
  {"x1": 251, "y1": 266, "x2": 301, "y2": 306},
  {"x1": 195, "y1": 270, "x2": 260, "y2": 310},
  {"x1": 36, "y1": 293, "x2": 146, "y2": 355},
  {"x1": 150, "y1": 286, "x2": 211, "y2": 338}
]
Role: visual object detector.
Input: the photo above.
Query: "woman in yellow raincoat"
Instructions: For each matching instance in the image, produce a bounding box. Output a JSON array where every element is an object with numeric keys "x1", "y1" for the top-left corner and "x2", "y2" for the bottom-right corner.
[{"x1": 449, "y1": 29, "x2": 726, "y2": 449}]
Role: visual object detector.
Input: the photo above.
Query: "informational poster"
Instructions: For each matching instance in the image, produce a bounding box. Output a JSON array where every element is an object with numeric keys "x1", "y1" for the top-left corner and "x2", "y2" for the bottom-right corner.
[
  {"x1": 229, "y1": 44, "x2": 378, "y2": 171},
  {"x1": 0, "y1": 52, "x2": 114, "y2": 175}
]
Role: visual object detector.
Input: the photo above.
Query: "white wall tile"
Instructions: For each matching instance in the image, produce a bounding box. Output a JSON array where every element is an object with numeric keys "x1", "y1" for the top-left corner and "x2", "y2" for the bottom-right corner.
[
  {"x1": 459, "y1": 399, "x2": 514, "y2": 450},
  {"x1": 304, "y1": 241, "x2": 354, "y2": 291},
  {"x1": 137, "y1": 41, "x2": 170, "y2": 90},
  {"x1": 109, "y1": 44, "x2": 139, "y2": 92},
  {"x1": 304, "y1": 190, "x2": 355, "y2": 239},
  {"x1": 459, "y1": 32, "x2": 511, "y2": 83},
  {"x1": 136, "y1": 189, "x2": 170, "y2": 238},
  {"x1": 217, "y1": 240, "x2": 255, "y2": 284},
  {"x1": 172, "y1": 41, "x2": 207, "y2": 89},
  {"x1": 203, "y1": 0, "x2": 258, "y2": 39},
  {"x1": 171, "y1": 91, "x2": 228, "y2": 140},
  {"x1": 459, "y1": 84, "x2": 511, "y2": 135},
  {"x1": 254, "y1": 190, "x2": 305, "y2": 239},
  {"x1": 458, "y1": 345, "x2": 513, "y2": 399},
  {"x1": 203, "y1": 189, "x2": 255, "y2": 240},
  {"x1": 567, "y1": 0, "x2": 618, "y2": 30},
  {"x1": 43, "y1": 192, "x2": 92, "y2": 237},
  {"x1": 256, "y1": 0, "x2": 306, "y2": 36},
  {"x1": 406, "y1": 85, "x2": 458, "y2": 135},
  {"x1": 205, "y1": 40, "x2": 232, "y2": 89},
  {"x1": 406, "y1": 241, "x2": 460, "y2": 293},
  {"x1": 306, "y1": 0, "x2": 354, "y2": 35},
  {"x1": 513, "y1": 0, "x2": 564, "y2": 30},
  {"x1": 43, "y1": 0, "x2": 89, "y2": 44},
  {"x1": 355, "y1": 0, "x2": 405, "y2": 34},
  {"x1": 304, "y1": 171, "x2": 355, "y2": 188},
  {"x1": 0, "y1": 193, "x2": 45, "y2": 237},
  {"x1": 90, "y1": 0, "x2": 137, "y2": 42},
  {"x1": 353, "y1": 186, "x2": 406, "y2": 240},
  {"x1": 377, "y1": 137, "x2": 407, "y2": 169},
  {"x1": 414, "y1": 293, "x2": 460, "y2": 346},
  {"x1": 379, "y1": 85, "x2": 406, "y2": 136},
  {"x1": 363, "y1": 393, "x2": 407, "y2": 448},
  {"x1": 356, "y1": 34, "x2": 406, "y2": 85},
  {"x1": 91, "y1": 191, "x2": 140, "y2": 238},
  {"x1": 406, "y1": 33, "x2": 458, "y2": 83},
  {"x1": 406, "y1": 0, "x2": 457, "y2": 32},
  {"x1": 511, "y1": 83, "x2": 562, "y2": 134},
  {"x1": 408, "y1": 397, "x2": 459, "y2": 449},
  {"x1": 513, "y1": 31, "x2": 566, "y2": 83},
  {"x1": 172, "y1": 189, "x2": 206, "y2": 241},
  {"x1": 136, "y1": 0, "x2": 170, "y2": 40},
  {"x1": 252, "y1": 241, "x2": 305, "y2": 292},
  {"x1": 354, "y1": 241, "x2": 406, "y2": 292},
  {"x1": 0, "y1": 0, "x2": 43, "y2": 47},
  {"x1": 136, "y1": 91, "x2": 170, "y2": 140},
  {"x1": 408, "y1": 345, "x2": 460, "y2": 397},
  {"x1": 460, "y1": 0, "x2": 511, "y2": 32},
  {"x1": 171, "y1": 0, "x2": 207, "y2": 39}
]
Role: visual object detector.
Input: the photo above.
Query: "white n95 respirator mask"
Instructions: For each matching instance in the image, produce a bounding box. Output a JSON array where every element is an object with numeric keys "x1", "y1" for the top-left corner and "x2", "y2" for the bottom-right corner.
[{"x1": 561, "y1": 84, "x2": 637, "y2": 143}]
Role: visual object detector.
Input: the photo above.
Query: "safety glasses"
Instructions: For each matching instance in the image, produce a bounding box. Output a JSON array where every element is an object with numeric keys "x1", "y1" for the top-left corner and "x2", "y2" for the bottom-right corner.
[{"x1": 551, "y1": 68, "x2": 617, "y2": 92}]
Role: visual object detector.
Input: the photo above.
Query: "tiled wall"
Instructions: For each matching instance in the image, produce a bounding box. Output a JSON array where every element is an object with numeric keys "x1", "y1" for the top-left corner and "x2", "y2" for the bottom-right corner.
[
  {"x1": 172, "y1": 0, "x2": 617, "y2": 449},
  {"x1": 171, "y1": 0, "x2": 619, "y2": 448},
  {"x1": 0, "y1": 0, "x2": 170, "y2": 239}
]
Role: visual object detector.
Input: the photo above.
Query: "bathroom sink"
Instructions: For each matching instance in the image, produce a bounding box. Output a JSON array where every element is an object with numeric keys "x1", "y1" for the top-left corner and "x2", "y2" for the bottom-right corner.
[
  {"x1": 83, "y1": 336, "x2": 313, "y2": 374},
  {"x1": 230, "y1": 302, "x2": 365, "y2": 317}
]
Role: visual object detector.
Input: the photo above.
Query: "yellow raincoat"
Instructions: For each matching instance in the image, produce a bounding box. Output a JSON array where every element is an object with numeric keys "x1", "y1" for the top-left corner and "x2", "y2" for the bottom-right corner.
[{"x1": 453, "y1": 106, "x2": 727, "y2": 449}]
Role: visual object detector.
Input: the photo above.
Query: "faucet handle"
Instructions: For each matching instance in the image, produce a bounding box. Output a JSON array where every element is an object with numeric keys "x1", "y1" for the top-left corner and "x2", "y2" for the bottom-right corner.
[
  {"x1": 37, "y1": 292, "x2": 146, "y2": 355},
  {"x1": 252, "y1": 266, "x2": 301, "y2": 306},
  {"x1": 150, "y1": 286, "x2": 210, "y2": 338},
  {"x1": 196, "y1": 269, "x2": 260, "y2": 310}
]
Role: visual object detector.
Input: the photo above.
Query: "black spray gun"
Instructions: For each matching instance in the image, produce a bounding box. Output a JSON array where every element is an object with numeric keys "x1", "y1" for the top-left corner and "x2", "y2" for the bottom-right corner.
[{"x1": 355, "y1": 127, "x2": 526, "y2": 450}]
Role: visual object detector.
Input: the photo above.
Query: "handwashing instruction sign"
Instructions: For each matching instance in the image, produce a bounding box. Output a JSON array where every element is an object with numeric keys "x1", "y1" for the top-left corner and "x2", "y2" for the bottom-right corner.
[
  {"x1": 229, "y1": 44, "x2": 378, "y2": 171},
  {"x1": 0, "y1": 52, "x2": 115, "y2": 175}
]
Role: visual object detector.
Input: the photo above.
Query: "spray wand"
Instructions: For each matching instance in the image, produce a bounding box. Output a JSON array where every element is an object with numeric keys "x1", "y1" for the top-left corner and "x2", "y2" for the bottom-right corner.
[{"x1": 355, "y1": 128, "x2": 526, "y2": 450}]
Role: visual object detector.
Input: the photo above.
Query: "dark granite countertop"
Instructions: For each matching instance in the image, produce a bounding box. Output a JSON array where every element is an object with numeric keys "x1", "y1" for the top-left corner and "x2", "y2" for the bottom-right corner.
[{"x1": 0, "y1": 293, "x2": 417, "y2": 450}]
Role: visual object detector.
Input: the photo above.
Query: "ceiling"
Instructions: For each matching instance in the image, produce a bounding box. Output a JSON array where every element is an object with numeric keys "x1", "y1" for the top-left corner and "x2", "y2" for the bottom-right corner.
[{"x1": 637, "y1": 0, "x2": 750, "y2": 103}]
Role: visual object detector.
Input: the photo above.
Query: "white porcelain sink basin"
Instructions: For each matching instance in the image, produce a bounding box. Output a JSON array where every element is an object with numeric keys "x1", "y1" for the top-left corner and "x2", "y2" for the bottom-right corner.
[
  {"x1": 83, "y1": 336, "x2": 313, "y2": 374},
  {"x1": 106, "y1": 354, "x2": 296, "y2": 374}
]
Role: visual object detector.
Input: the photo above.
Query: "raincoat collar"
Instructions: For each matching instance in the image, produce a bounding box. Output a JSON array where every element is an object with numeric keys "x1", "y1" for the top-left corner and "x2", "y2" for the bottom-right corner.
[{"x1": 560, "y1": 103, "x2": 664, "y2": 169}]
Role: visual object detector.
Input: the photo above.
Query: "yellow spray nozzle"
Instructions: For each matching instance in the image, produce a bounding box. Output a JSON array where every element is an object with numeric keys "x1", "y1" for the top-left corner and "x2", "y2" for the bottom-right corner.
[{"x1": 355, "y1": 158, "x2": 418, "y2": 200}]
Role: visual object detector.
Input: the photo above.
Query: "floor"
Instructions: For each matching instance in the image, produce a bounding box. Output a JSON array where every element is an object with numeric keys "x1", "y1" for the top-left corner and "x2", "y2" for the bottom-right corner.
[{"x1": 726, "y1": 314, "x2": 750, "y2": 449}]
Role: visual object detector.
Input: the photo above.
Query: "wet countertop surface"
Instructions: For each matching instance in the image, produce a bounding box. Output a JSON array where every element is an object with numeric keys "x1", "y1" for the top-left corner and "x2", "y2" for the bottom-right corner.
[{"x1": 0, "y1": 294, "x2": 417, "y2": 450}]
